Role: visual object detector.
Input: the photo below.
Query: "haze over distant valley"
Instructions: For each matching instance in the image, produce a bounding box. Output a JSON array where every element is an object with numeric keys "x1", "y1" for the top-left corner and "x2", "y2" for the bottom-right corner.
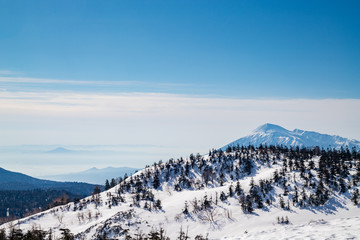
[{"x1": 0, "y1": 144, "x2": 187, "y2": 177}]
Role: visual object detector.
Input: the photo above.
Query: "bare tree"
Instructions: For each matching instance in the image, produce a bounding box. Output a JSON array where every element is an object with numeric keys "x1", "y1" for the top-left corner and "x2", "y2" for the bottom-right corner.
[
  {"x1": 56, "y1": 212, "x2": 64, "y2": 224},
  {"x1": 77, "y1": 212, "x2": 84, "y2": 223},
  {"x1": 199, "y1": 208, "x2": 218, "y2": 224},
  {"x1": 86, "y1": 210, "x2": 92, "y2": 222}
]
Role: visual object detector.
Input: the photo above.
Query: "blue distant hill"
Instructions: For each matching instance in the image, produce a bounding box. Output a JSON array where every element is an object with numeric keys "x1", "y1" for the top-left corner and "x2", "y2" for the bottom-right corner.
[
  {"x1": 46, "y1": 147, "x2": 77, "y2": 154},
  {"x1": 0, "y1": 167, "x2": 97, "y2": 196},
  {"x1": 42, "y1": 166, "x2": 139, "y2": 185}
]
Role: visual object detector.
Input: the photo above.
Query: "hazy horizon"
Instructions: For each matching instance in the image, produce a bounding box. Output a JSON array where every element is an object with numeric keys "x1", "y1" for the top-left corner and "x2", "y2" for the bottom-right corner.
[{"x1": 2, "y1": 121, "x2": 360, "y2": 177}]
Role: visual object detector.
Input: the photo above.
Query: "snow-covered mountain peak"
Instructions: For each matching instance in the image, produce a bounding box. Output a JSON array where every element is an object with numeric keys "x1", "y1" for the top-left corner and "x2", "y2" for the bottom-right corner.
[
  {"x1": 223, "y1": 124, "x2": 360, "y2": 150},
  {"x1": 253, "y1": 123, "x2": 288, "y2": 134}
]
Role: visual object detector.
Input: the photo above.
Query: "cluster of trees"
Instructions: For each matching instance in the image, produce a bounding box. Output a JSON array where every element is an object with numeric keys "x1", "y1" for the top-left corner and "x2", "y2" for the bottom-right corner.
[
  {"x1": 95, "y1": 225, "x2": 209, "y2": 240},
  {"x1": 0, "y1": 225, "x2": 209, "y2": 240},
  {"x1": 117, "y1": 145, "x2": 261, "y2": 194},
  {"x1": 277, "y1": 216, "x2": 290, "y2": 224},
  {"x1": 114, "y1": 145, "x2": 359, "y2": 216},
  {"x1": 0, "y1": 189, "x2": 83, "y2": 223},
  {"x1": 104, "y1": 178, "x2": 118, "y2": 191},
  {"x1": 0, "y1": 227, "x2": 73, "y2": 240}
]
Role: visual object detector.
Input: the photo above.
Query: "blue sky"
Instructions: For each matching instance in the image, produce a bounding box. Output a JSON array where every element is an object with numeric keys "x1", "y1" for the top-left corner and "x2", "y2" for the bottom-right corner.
[
  {"x1": 1, "y1": 1, "x2": 360, "y2": 175},
  {"x1": 1, "y1": 0, "x2": 359, "y2": 98}
]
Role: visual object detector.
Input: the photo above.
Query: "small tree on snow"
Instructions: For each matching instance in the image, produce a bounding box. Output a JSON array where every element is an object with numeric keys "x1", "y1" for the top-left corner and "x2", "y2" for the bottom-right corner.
[{"x1": 351, "y1": 189, "x2": 359, "y2": 205}]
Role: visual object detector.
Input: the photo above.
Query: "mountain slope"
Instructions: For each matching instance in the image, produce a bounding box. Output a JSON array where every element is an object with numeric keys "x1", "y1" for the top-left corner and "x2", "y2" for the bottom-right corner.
[
  {"x1": 223, "y1": 123, "x2": 360, "y2": 150},
  {"x1": 41, "y1": 167, "x2": 139, "y2": 185},
  {"x1": 2, "y1": 144, "x2": 359, "y2": 239}
]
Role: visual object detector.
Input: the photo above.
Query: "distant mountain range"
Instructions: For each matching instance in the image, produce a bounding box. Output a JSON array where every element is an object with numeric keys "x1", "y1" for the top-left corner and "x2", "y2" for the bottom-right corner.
[
  {"x1": 222, "y1": 123, "x2": 360, "y2": 150},
  {"x1": 42, "y1": 166, "x2": 139, "y2": 185},
  {"x1": 0, "y1": 167, "x2": 97, "y2": 196}
]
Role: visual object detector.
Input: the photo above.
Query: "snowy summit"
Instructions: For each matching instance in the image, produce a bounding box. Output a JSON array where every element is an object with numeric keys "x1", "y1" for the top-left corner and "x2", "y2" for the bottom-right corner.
[{"x1": 223, "y1": 123, "x2": 360, "y2": 150}]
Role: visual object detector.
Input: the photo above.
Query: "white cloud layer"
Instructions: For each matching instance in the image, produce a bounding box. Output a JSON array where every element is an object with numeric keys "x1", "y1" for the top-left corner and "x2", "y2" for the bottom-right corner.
[{"x1": 1, "y1": 91, "x2": 359, "y2": 149}]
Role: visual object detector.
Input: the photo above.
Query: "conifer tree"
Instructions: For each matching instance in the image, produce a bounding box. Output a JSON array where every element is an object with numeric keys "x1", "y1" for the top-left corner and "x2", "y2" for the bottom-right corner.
[
  {"x1": 153, "y1": 173, "x2": 160, "y2": 189},
  {"x1": 104, "y1": 180, "x2": 110, "y2": 191},
  {"x1": 351, "y1": 189, "x2": 359, "y2": 205},
  {"x1": 235, "y1": 181, "x2": 243, "y2": 196},
  {"x1": 110, "y1": 178, "x2": 117, "y2": 188}
]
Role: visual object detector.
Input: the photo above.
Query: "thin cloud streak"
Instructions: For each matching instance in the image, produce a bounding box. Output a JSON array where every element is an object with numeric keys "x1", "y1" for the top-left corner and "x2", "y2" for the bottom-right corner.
[
  {"x1": 0, "y1": 70, "x2": 21, "y2": 75},
  {"x1": 0, "y1": 76, "x2": 192, "y2": 88},
  {"x1": 0, "y1": 76, "x2": 143, "y2": 86}
]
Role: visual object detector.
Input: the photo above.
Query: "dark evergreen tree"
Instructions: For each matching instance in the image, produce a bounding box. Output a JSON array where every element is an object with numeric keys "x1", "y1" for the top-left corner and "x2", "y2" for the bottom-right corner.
[
  {"x1": 279, "y1": 195, "x2": 285, "y2": 209},
  {"x1": 245, "y1": 195, "x2": 253, "y2": 213},
  {"x1": 183, "y1": 201, "x2": 189, "y2": 215},
  {"x1": 59, "y1": 229, "x2": 74, "y2": 240},
  {"x1": 23, "y1": 229, "x2": 47, "y2": 240},
  {"x1": 9, "y1": 228, "x2": 23, "y2": 240},
  {"x1": 110, "y1": 178, "x2": 117, "y2": 188},
  {"x1": 228, "y1": 185, "x2": 234, "y2": 197},
  {"x1": 235, "y1": 181, "x2": 243, "y2": 196},
  {"x1": 0, "y1": 229, "x2": 5, "y2": 240},
  {"x1": 152, "y1": 173, "x2": 160, "y2": 189},
  {"x1": 351, "y1": 189, "x2": 359, "y2": 205},
  {"x1": 155, "y1": 199, "x2": 162, "y2": 210},
  {"x1": 104, "y1": 180, "x2": 110, "y2": 191},
  {"x1": 220, "y1": 191, "x2": 227, "y2": 202}
]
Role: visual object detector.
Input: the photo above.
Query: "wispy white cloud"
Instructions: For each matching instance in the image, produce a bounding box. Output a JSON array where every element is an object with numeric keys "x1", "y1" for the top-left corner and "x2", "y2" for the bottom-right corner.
[
  {"x1": 1, "y1": 90, "x2": 359, "y2": 147},
  {"x1": 0, "y1": 76, "x2": 142, "y2": 86},
  {"x1": 0, "y1": 70, "x2": 22, "y2": 76},
  {"x1": 0, "y1": 76, "x2": 192, "y2": 88}
]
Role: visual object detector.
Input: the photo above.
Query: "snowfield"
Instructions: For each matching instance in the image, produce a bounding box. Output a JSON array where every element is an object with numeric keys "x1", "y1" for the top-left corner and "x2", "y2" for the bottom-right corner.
[
  {"x1": 235, "y1": 217, "x2": 360, "y2": 240},
  {"x1": 3, "y1": 170, "x2": 360, "y2": 239}
]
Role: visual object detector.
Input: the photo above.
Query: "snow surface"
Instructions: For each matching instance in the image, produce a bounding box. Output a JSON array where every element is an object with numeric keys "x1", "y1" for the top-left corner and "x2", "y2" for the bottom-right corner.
[
  {"x1": 230, "y1": 217, "x2": 360, "y2": 240},
  {"x1": 2, "y1": 155, "x2": 360, "y2": 239}
]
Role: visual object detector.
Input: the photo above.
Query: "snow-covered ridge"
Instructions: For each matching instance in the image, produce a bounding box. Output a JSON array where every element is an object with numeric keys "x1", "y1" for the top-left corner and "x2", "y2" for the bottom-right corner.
[
  {"x1": 223, "y1": 123, "x2": 360, "y2": 150},
  {"x1": 1, "y1": 126, "x2": 360, "y2": 239},
  {"x1": 1, "y1": 144, "x2": 359, "y2": 239}
]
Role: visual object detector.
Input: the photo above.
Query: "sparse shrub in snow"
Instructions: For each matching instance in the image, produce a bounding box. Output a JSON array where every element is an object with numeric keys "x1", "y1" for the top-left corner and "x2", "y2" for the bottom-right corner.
[
  {"x1": 77, "y1": 212, "x2": 84, "y2": 224},
  {"x1": 56, "y1": 212, "x2": 64, "y2": 225},
  {"x1": 86, "y1": 210, "x2": 92, "y2": 222},
  {"x1": 182, "y1": 201, "x2": 189, "y2": 215},
  {"x1": 177, "y1": 226, "x2": 190, "y2": 240},
  {"x1": 277, "y1": 216, "x2": 290, "y2": 225},
  {"x1": 174, "y1": 213, "x2": 183, "y2": 223},
  {"x1": 194, "y1": 233, "x2": 209, "y2": 240},
  {"x1": 223, "y1": 209, "x2": 232, "y2": 219},
  {"x1": 198, "y1": 208, "x2": 219, "y2": 224}
]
